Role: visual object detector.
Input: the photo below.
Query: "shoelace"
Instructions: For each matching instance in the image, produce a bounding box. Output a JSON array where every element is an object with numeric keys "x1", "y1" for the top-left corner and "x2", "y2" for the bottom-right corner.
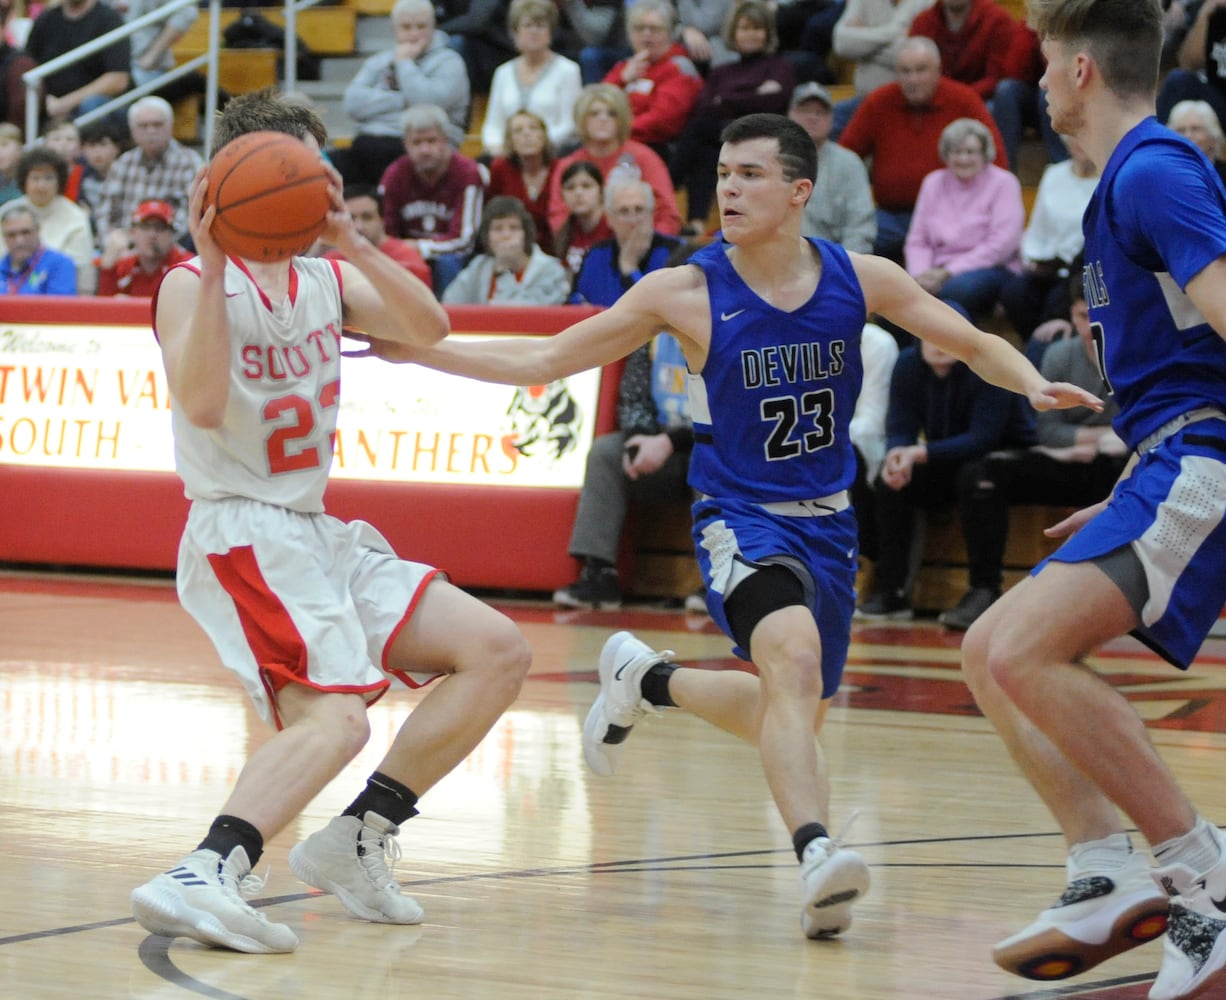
[
  {"x1": 831, "y1": 808, "x2": 862, "y2": 848},
  {"x1": 804, "y1": 810, "x2": 864, "y2": 868},
  {"x1": 217, "y1": 861, "x2": 276, "y2": 923},
  {"x1": 359, "y1": 828, "x2": 404, "y2": 893}
]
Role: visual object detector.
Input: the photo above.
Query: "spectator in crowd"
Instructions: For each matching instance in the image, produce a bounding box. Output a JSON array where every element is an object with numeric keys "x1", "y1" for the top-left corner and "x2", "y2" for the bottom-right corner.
[
  {"x1": 442, "y1": 195, "x2": 571, "y2": 304},
  {"x1": 0, "y1": 35, "x2": 34, "y2": 129},
  {"x1": 95, "y1": 197, "x2": 191, "y2": 296},
  {"x1": 547, "y1": 83, "x2": 682, "y2": 237},
  {"x1": 1157, "y1": 0, "x2": 1226, "y2": 125},
  {"x1": 907, "y1": 0, "x2": 1016, "y2": 102},
  {"x1": 991, "y1": 22, "x2": 1067, "y2": 172},
  {"x1": 831, "y1": 0, "x2": 933, "y2": 137},
  {"x1": 119, "y1": 0, "x2": 197, "y2": 89},
  {"x1": 319, "y1": 184, "x2": 432, "y2": 289},
  {"x1": 1167, "y1": 97, "x2": 1226, "y2": 184},
  {"x1": 0, "y1": 202, "x2": 76, "y2": 295},
  {"x1": 788, "y1": 81, "x2": 876, "y2": 253},
  {"x1": 11, "y1": 147, "x2": 95, "y2": 292},
  {"x1": 848, "y1": 321, "x2": 900, "y2": 565},
  {"x1": 604, "y1": 0, "x2": 704, "y2": 154},
  {"x1": 334, "y1": 0, "x2": 471, "y2": 187},
  {"x1": 904, "y1": 116, "x2": 1023, "y2": 322},
  {"x1": 569, "y1": 169, "x2": 683, "y2": 306},
  {"x1": 940, "y1": 276, "x2": 1126, "y2": 631},
  {"x1": 999, "y1": 134, "x2": 1098, "y2": 342},
  {"x1": 0, "y1": 121, "x2": 20, "y2": 205},
  {"x1": 380, "y1": 103, "x2": 485, "y2": 294},
  {"x1": 24, "y1": 0, "x2": 130, "y2": 121},
  {"x1": 676, "y1": 0, "x2": 736, "y2": 70},
  {"x1": 481, "y1": 0, "x2": 582, "y2": 158},
  {"x1": 670, "y1": 0, "x2": 795, "y2": 235},
  {"x1": 436, "y1": 0, "x2": 514, "y2": 93},
  {"x1": 42, "y1": 119, "x2": 85, "y2": 204},
  {"x1": 96, "y1": 96, "x2": 201, "y2": 246},
  {"x1": 78, "y1": 118, "x2": 127, "y2": 220},
  {"x1": 552, "y1": 159, "x2": 612, "y2": 278},
  {"x1": 855, "y1": 320, "x2": 1036, "y2": 621},
  {"x1": 487, "y1": 109, "x2": 559, "y2": 251},
  {"x1": 560, "y1": 0, "x2": 631, "y2": 84},
  {"x1": 553, "y1": 236, "x2": 693, "y2": 610},
  {"x1": 840, "y1": 36, "x2": 1006, "y2": 261}
]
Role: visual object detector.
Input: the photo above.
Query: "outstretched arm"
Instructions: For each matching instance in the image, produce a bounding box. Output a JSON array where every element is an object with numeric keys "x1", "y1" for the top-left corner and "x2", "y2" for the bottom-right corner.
[
  {"x1": 853, "y1": 253, "x2": 1103, "y2": 413},
  {"x1": 350, "y1": 267, "x2": 704, "y2": 386}
]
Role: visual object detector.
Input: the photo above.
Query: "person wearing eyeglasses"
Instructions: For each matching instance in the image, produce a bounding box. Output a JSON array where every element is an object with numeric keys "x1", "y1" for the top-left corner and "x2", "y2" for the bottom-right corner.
[{"x1": 0, "y1": 204, "x2": 77, "y2": 296}]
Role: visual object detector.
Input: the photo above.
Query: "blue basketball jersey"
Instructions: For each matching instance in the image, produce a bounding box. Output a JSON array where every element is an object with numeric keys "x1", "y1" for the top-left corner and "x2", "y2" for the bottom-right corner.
[
  {"x1": 1082, "y1": 118, "x2": 1226, "y2": 448},
  {"x1": 686, "y1": 238, "x2": 866, "y2": 502}
]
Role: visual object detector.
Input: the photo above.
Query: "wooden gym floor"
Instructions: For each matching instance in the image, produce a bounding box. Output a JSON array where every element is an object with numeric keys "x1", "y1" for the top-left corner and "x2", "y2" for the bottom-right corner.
[{"x1": 4, "y1": 569, "x2": 1226, "y2": 999}]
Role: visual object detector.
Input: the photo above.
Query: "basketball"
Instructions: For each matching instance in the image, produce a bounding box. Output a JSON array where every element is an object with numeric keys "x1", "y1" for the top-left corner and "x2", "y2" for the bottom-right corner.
[{"x1": 205, "y1": 131, "x2": 331, "y2": 262}]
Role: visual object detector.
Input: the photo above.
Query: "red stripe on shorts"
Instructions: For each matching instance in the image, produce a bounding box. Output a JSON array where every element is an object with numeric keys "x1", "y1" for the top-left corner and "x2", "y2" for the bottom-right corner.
[{"x1": 207, "y1": 545, "x2": 310, "y2": 694}]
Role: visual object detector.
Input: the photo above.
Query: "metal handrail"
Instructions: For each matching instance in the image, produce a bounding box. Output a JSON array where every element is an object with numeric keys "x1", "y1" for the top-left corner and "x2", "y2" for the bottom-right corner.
[
  {"x1": 21, "y1": 0, "x2": 340, "y2": 157},
  {"x1": 23, "y1": 0, "x2": 221, "y2": 155}
]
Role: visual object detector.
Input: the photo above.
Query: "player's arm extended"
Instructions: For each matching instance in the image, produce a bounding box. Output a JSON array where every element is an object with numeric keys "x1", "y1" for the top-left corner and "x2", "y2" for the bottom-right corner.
[
  {"x1": 155, "y1": 171, "x2": 232, "y2": 428},
  {"x1": 853, "y1": 252, "x2": 1102, "y2": 412},
  {"x1": 363, "y1": 268, "x2": 698, "y2": 384}
]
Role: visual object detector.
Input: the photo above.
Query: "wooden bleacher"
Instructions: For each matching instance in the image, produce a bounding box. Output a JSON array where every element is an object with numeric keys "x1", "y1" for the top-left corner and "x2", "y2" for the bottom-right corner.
[{"x1": 171, "y1": 6, "x2": 358, "y2": 60}]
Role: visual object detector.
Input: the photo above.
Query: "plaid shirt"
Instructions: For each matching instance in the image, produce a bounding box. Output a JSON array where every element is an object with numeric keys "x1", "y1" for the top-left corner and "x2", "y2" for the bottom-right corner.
[{"x1": 95, "y1": 140, "x2": 202, "y2": 242}]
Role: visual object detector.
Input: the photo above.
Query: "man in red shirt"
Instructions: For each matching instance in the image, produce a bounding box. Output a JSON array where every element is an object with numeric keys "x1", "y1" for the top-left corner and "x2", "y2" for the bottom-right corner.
[
  {"x1": 604, "y1": 0, "x2": 703, "y2": 152},
  {"x1": 379, "y1": 103, "x2": 485, "y2": 294},
  {"x1": 322, "y1": 184, "x2": 432, "y2": 291},
  {"x1": 908, "y1": 0, "x2": 1018, "y2": 101},
  {"x1": 95, "y1": 199, "x2": 191, "y2": 297},
  {"x1": 839, "y1": 36, "x2": 1006, "y2": 261}
]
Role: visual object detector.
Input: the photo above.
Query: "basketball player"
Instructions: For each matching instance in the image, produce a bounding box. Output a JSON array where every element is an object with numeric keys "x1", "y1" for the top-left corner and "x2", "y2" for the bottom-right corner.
[
  {"x1": 129, "y1": 91, "x2": 530, "y2": 953},
  {"x1": 348, "y1": 112, "x2": 1100, "y2": 938},
  {"x1": 958, "y1": 1, "x2": 1226, "y2": 997}
]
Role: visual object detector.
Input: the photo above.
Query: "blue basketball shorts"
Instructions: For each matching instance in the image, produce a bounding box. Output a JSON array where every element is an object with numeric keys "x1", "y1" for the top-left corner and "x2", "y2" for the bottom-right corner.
[
  {"x1": 691, "y1": 493, "x2": 859, "y2": 697},
  {"x1": 1037, "y1": 415, "x2": 1226, "y2": 668}
]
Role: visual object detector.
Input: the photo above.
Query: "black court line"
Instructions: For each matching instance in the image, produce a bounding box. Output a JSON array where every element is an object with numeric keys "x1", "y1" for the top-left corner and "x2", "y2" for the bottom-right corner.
[
  {"x1": 2, "y1": 830, "x2": 1167, "y2": 1000},
  {"x1": 0, "y1": 828, "x2": 1091, "y2": 948},
  {"x1": 138, "y1": 935, "x2": 252, "y2": 1000}
]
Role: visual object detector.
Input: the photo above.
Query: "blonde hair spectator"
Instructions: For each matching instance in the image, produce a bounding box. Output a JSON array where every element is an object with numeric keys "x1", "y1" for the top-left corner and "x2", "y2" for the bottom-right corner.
[{"x1": 573, "y1": 84, "x2": 633, "y2": 144}]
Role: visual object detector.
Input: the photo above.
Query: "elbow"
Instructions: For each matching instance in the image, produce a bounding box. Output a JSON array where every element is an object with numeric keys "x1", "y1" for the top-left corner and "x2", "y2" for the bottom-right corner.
[
  {"x1": 422, "y1": 303, "x2": 450, "y2": 344},
  {"x1": 175, "y1": 388, "x2": 228, "y2": 429},
  {"x1": 183, "y1": 402, "x2": 225, "y2": 429}
]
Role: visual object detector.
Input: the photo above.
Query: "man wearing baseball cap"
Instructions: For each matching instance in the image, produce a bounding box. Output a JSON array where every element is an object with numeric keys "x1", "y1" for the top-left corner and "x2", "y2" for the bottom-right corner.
[
  {"x1": 96, "y1": 198, "x2": 191, "y2": 297},
  {"x1": 787, "y1": 81, "x2": 876, "y2": 255}
]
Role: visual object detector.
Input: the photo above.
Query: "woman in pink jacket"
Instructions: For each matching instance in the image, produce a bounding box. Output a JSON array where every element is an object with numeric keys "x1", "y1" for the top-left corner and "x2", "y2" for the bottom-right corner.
[{"x1": 904, "y1": 117, "x2": 1024, "y2": 323}]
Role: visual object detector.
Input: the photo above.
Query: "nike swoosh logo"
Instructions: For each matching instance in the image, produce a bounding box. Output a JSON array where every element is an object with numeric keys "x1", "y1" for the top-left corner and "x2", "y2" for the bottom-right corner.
[
  {"x1": 1197, "y1": 880, "x2": 1226, "y2": 913},
  {"x1": 613, "y1": 657, "x2": 635, "y2": 680},
  {"x1": 721, "y1": 309, "x2": 745, "y2": 321}
]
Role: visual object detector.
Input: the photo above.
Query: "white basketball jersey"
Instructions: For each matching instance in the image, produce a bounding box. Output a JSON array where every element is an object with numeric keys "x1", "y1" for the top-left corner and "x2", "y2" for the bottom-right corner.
[{"x1": 170, "y1": 256, "x2": 345, "y2": 512}]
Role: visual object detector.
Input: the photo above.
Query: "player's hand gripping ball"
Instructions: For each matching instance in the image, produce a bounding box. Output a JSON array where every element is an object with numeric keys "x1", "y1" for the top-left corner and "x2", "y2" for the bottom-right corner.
[{"x1": 205, "y1": 131, "x2": 330, "y2": 262}]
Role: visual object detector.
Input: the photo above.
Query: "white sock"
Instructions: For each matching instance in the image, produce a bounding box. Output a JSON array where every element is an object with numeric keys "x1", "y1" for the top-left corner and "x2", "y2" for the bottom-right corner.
[
  {"x1": 1068, "y1": 832, "x2": 1133, "y2": 879},
  {"x1": 1154, "y1": 816, "x2": 1222, "y2": 876}
]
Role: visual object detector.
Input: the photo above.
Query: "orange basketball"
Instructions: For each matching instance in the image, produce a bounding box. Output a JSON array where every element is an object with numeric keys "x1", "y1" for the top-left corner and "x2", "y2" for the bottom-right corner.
[{"x1": 206, "y1": 131, "x2": 331, "y2": 262}]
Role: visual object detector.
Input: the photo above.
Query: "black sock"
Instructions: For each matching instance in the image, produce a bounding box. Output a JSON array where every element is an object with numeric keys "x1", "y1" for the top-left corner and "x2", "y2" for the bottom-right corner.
[
  {"x1": 585, "y1": 556, "x2": 615, "y2": 574},
  {"x1": 343, "y1": 771, "x2": 420, "y2": 826},
  {"x1": 640, "y1": 663, "x2": 678, "y2": 707},
  {"x1": 793, "y1": 822, "x2": 830, "y2": 862},
  {"x1": 197, "y1": 814, "x2": 265, "y2": 867}
]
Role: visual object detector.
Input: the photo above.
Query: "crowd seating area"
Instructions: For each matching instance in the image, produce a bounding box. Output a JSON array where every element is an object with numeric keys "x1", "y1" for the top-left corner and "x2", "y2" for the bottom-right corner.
[{"x1": 1, "y1": 0, "x2": 1183, "y2": 616}]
